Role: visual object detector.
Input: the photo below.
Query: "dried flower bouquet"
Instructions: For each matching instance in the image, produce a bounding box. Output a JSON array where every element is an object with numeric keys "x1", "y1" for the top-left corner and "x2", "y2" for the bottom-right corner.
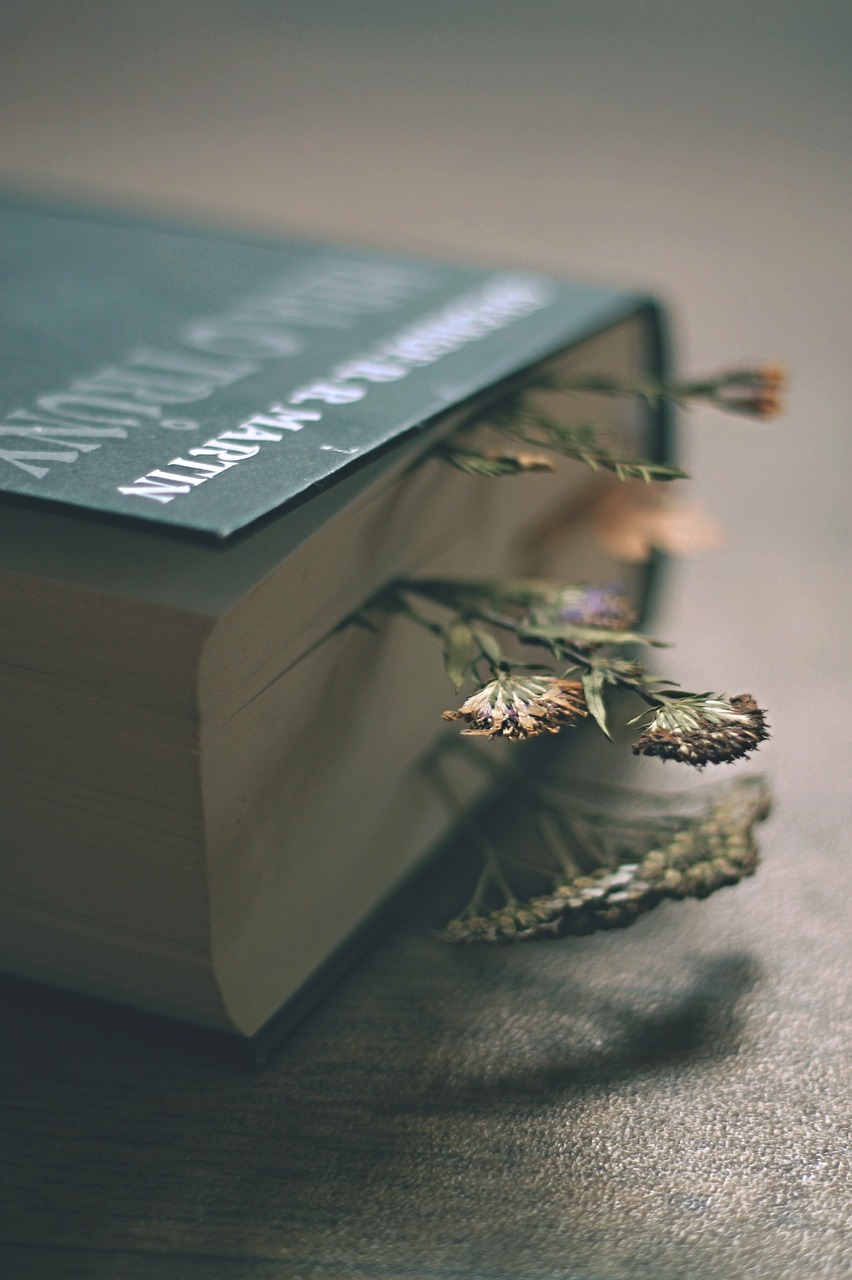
[{"x1": 356, "y1": 363, "x2": 783, "y2": 940}]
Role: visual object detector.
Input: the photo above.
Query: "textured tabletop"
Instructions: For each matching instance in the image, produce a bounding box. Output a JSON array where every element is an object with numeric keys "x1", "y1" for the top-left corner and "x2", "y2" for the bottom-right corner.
[{"x1": 0, "y1": 3, "x2": 850, "y2": 1277}]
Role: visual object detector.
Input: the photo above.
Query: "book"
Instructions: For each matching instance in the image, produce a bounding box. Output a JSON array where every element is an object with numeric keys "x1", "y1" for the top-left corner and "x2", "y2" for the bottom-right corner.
[{"x1": 0, "y1": 199, "x2": 672, "y2": 1054}]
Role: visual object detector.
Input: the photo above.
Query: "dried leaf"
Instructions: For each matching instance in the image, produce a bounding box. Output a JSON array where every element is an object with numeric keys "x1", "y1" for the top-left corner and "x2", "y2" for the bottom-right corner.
[
  {"x1": 471, "y1": 624, "x2": 503, "y2": 666},
  {"x1": 439, "y1": 445, "x2": 554, "y2": 476},
  {"x1": 443, "y1": 620, "x2": 476, "y2": 690},
  {"x1": 582, "y1": 668, "x2": 611, "y2": 739},
  {"x1": 522, "y1": 620, "x2": 663, "y2": 648}
]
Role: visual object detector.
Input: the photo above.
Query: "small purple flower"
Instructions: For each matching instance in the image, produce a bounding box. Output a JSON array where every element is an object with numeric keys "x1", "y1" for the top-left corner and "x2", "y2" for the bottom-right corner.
[{"x1": 558, "y1": 583, "x2": 634, "y2": 630}]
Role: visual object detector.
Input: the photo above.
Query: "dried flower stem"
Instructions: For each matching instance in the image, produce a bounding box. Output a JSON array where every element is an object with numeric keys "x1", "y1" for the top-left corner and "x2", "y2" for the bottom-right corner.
[{"x1": 440, "y1": 362, "x2": 785, "y2": 485}]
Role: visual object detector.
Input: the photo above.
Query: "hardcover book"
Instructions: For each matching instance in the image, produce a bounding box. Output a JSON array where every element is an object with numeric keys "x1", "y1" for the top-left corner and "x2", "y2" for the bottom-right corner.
[{"x1": 0, "y1": 200, "x2": 671, "y2": 1054}]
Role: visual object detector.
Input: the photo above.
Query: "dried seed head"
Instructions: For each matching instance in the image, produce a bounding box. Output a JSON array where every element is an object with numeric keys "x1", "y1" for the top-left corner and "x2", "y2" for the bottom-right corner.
[
  {"x1": 442, "y1": 675, "x2": 586, "y2": 740},
  {"x1": 716, "y1": 364, "x2": 787, "y2": 418},
  {"x1": 632, "y1": 694, "x2": 770, "y2": 769},
  {"x1": 440, "y1": 778, "x2": 770, "y2": 943}
]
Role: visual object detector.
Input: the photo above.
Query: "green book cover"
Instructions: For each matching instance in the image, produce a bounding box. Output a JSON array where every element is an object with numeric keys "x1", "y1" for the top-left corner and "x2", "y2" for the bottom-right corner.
[{"x1": 0, "y1": 201, "x2": 640, "y2": 539}]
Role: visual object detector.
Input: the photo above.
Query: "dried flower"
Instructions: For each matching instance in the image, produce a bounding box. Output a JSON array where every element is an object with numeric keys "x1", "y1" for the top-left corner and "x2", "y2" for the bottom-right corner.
[
  {"x1": 593, "y1": 483, "x2": 725, "y2": 563},
  {"x1": 632, "y1": 694, "x2": 769, "y2": 768},
  {"x1": 556, "y1": 582, "x2": 635, "y2": 630},
  {"x1": 713, "y1": 363, "x2": 787, "y2": 419},
  {"x1": 442, "y1": 674, "x2": 586, "y2": 740}
]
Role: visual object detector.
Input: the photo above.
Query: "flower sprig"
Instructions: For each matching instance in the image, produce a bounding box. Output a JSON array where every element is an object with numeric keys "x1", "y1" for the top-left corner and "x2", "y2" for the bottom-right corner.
[
  {"x1": 364, "y1": 577, "x2": 769, "y2": 768},
  {"x1": 439, "y1": 362, "x2": 785, "y2": 482},
  {"x1": 352, "y1": 355, "x2": 781, "y2": 942}
]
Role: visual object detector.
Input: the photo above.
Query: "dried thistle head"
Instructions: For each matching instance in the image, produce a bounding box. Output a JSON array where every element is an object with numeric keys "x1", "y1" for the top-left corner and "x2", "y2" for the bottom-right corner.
[
  {"x1": 632, "y1": 694, "x2": 769, "y2": 768},
  {"x1": 442, "y1": 674, "x2": 586, "y2": 740}
]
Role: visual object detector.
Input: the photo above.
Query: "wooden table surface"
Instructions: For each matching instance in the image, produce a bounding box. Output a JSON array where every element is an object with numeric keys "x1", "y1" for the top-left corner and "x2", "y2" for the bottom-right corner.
[{"x1": 0, "y1": 4, "x2": 850, "y2": 1277}]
